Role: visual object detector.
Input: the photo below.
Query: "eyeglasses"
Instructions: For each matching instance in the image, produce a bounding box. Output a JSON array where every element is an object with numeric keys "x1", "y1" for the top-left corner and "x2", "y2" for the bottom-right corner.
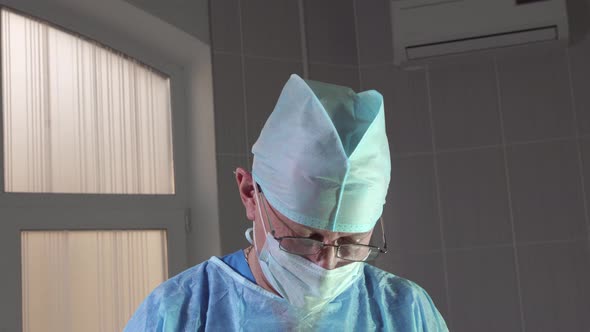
[{"x1": 257, "y1": 189, "x2": 388, "y2": 262}]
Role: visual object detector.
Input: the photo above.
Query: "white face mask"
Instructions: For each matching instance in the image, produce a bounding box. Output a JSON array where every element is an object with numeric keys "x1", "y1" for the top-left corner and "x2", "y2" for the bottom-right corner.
[{"x1": 251, "y1": 186, "x2": 363, "y2": 312}]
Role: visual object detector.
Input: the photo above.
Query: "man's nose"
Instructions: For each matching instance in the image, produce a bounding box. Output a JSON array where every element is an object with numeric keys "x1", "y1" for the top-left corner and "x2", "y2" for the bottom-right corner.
[{"x1": 312, "y1": 245, "x2": 338, "y2": 270}]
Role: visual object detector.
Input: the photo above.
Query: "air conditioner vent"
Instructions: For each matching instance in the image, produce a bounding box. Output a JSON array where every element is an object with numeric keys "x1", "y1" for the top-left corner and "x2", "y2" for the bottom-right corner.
[
  {"x1": 392, "y1": 0, "x2": 568, "y2": 64},
  {"x1": 516, "y1": 0, "x2": 550, "y2": 5},
  {"x1": 406, "y1": 26, "x2": 557, "y2": 60}
]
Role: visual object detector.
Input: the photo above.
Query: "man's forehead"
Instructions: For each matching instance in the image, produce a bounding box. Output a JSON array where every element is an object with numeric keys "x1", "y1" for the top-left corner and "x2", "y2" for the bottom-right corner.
[{"x1": 274, "y1": 205, "x2": 373, "y2": 238}]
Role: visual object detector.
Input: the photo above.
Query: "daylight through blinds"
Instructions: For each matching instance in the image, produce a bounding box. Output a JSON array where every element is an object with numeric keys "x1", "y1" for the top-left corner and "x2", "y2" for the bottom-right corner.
[{"x1": 2, "y1": 8, "x2": 175, "y2": 194}]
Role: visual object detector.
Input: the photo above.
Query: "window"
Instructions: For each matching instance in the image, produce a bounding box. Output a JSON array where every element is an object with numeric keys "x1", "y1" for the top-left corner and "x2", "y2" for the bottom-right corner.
[
  {"x1": 0, "y1": 6, "x2": 191, "y2": 332},
  {"x1": 21, "y1": 230, "x2": 168, "y2": 332},
  {"x1": 2, "y1": 8, "x2": 175, "y2": 194}
]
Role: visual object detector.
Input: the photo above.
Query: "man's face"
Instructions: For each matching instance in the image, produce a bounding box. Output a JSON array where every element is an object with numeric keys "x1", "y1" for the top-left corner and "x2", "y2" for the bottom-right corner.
[
  {"x1": 253, "y1": 192, "x2": 374, "y2": 270},
  {"x1": 235, "y1": 167, "x2": 375, "y2": 270}
]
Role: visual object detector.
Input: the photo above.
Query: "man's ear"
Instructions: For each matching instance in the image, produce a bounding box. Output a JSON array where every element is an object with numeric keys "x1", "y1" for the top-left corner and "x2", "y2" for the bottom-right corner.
[{"x1": 235, "y1": 167, "x2": 257, "y2": 221}]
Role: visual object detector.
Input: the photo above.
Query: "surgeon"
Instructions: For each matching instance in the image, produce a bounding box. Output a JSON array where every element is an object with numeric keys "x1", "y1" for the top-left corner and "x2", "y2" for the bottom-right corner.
[{"x1": 124, "y1": 74, "x2": 449, "y2": 331}]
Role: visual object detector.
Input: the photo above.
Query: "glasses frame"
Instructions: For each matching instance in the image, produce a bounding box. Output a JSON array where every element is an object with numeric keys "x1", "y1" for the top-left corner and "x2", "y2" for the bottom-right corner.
[{"x1": 256, "y1": 187, "x2": 388, "y2": 262}]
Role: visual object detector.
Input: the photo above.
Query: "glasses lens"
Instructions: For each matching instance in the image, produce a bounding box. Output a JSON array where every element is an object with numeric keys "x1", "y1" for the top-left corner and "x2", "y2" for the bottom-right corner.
[
  {"x1": 338, "y1": 244, "x2": 379, "y2": 261},
  {"x1": 278, "y1": 238, "x2": 382, "y2": 261},
  {"x1": 279, "y1": 237, "x2": 323, "y2": 255}
]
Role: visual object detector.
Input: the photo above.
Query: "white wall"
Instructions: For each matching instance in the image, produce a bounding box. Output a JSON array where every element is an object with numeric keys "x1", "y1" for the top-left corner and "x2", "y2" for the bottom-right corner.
[
  {"x1": 123, "y1": 0, "x2": 210, "y2": 44},
  {"x1": 186, "y1": 44, "x2": 222, "y2": 264}
]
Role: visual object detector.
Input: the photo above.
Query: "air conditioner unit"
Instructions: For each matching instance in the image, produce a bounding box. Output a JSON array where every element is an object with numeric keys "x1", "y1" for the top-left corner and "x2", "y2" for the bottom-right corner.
[{"x1": 391, "y1": 0, "x2": 569, "y2": 65}]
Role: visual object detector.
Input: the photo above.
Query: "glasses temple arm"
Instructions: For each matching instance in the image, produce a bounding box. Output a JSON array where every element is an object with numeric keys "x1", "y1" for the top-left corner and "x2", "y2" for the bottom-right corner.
[{"x1": 255, "y1": 184, "x2": 276, "y2": 236}]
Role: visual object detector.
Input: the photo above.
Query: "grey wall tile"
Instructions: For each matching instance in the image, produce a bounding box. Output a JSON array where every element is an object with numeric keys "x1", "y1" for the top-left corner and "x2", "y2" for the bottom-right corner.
[
  {"x1": 437, "y1": 147, "x2": 512, "y2": 249},
  {"x1": 497, "y1": 48, "x2": 574, "y2": 143},
  {"x1": 446, "y1": 247, "x2": 521, "y2": 332},
  {"x1": 241, "y1": 0, "x2": 302, "y2": 59},
  {"x1": 566, "y1": 0, "x2": 590, "y2": 45},
  {"x1": 578, "y1": 138, "x2": 590, "y2": 222},
  {"x1": 380, "y1": 251, "x2": 450, "y2": 321},
  {"x1": 507, "y1": 140, "x2": 586, "y2": 243},
  {"x1": 308, "y1": 64, "x2": 360, "y2": 91},
  {"x1": 360, "y1": 64, "x2": 394, "y2": 106},
  {"x1": 373, "y1": 250, "x2": 403, "y2": 276},
  {"x1": 386, "y1": 155, "x2": 442, "y2": 252},
  {"x1": 569, "y1": 37, "x2": 590, "y2": 136},
  {"x1": 355, "y1": 0, "x2": 393, "y2": 65},
  {"x1": 429, "y1": 56, "x2": 502, "y2": 150},
  {"x1": 390, "y1": 67, "x2": 433, "y2": 155},
  {"x1": 304, "y1": 0, "x2": 358, "y2": 65},
  {"x1": 216, "y1": 154, "x2": 252, "y2": 253},
  {"x1": 210, "y1": 0, "x2": 241, "y2": 53},
  {"x1": 212, "y1": 53, "x2": 248, "y2": 154},
  {"x1": 518, "y1": 242, "x2": 590, "y2": 332},
  {"x1": 244, "y1": 57, "x2": 303, "y2": 151}
]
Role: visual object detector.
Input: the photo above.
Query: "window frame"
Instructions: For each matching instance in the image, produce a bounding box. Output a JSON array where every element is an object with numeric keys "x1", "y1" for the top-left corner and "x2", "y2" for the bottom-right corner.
[{"x1": 0, "y1": 2, "x2": 195, "y2": 331}]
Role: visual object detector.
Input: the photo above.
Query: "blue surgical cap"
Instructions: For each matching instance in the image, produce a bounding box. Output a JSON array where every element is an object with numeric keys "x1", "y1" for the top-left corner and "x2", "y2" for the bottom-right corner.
[{"x1": 252, "y1": 74, "x2": 390, "y2": 233}]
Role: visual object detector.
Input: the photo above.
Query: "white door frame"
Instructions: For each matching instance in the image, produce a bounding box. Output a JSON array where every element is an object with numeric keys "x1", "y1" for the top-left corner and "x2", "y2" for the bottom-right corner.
[{"x1": 0, "y1": 0, "x2": 212, "y2": 330}]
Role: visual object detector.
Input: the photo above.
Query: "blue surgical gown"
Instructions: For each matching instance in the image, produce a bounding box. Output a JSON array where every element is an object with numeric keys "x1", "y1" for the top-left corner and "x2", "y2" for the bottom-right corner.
[{"x1": 124, "y1": 251, "x2": 448, "y2": 331}]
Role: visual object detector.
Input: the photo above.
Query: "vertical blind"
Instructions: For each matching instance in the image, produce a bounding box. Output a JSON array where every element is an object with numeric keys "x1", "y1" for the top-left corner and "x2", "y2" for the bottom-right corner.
[
  {"x1": 21, "y1": 230, "x2": 168, "y2": 332},
  {"x1": 2, "y1": 8, "x2": 175, "y2": 194}
]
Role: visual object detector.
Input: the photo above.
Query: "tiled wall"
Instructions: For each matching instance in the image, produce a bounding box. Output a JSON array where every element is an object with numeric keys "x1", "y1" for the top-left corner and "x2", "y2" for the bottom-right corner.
[{"x1": 209, "y1": 0, "x2": 590, "y2": 331}]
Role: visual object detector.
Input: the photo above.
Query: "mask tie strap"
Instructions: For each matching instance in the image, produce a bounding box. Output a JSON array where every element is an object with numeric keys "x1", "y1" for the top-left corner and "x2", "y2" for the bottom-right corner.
[{"x1": 253, "y1": 181, "x2": 271, "y2": 235}]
